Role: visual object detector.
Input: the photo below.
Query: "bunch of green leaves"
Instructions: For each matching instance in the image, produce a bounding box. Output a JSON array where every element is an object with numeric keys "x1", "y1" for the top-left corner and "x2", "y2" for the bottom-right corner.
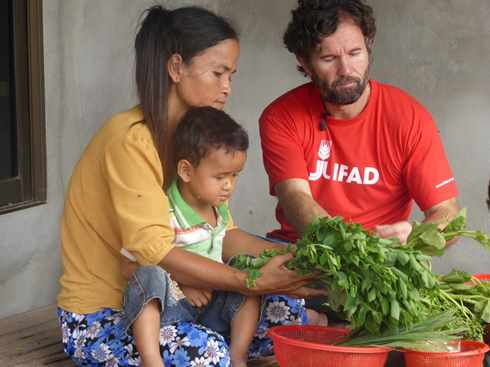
[
  {"x1": 406, "y1": 209, "x2": 490, "y2": 256},
  {"x1": 439, "y1": 270, "x2": 490, "y2": 326},
  {"x1": 235, "y1": 217, "x2": 438, "y2": 335},
  {"x1": 418, "y1": 269, "x2": 490, "y2": 340},
  {"x1": 339, "y1": 311, "x2": 467, "y2": 351},
  {"x1": 286, "y1": 217, "x2": 438, "y2": 335},
  {"x1": 231, "y1": 247, "x2": 292, "y2": 288},
  {"x1": 233, "y1": 212, "x2": 490, "y2": 342}
]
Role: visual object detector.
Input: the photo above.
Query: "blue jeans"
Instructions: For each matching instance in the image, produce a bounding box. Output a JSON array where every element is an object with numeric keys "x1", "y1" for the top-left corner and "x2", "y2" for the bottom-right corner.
[{"x1": 123, "y1": 266, "x2": 246, "y2": 340}]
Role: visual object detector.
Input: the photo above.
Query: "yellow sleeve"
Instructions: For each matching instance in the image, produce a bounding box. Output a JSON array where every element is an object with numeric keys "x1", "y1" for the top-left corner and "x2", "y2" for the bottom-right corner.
[
  {"x1": 103, "y1": 125, "x2": 174, "y2": 265},
  {"x1": 226, "y1": 206, "x2": 236, "y2": 230}
]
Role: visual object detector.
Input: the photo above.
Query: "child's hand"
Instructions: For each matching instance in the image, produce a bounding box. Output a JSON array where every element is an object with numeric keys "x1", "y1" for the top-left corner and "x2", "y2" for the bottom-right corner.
[
  {"x1": 180, "y1": 285, "x2": 212, "y2": 307},
  {"x1": 120, "y1": 257, "x2": 138, "y2": 280}
]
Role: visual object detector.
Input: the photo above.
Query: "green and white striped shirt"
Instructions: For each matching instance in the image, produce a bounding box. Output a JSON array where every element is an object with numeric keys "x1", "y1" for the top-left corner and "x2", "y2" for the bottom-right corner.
[{"x1": 166, "y1": 181, "x2": 229, "y2": 263}]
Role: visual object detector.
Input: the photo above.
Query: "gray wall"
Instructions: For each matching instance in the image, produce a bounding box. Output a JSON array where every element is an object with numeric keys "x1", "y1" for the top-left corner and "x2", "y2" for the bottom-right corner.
[
  {"x1": 369, "y1": 0, "x2": 490, "y2": 274},
  {"x1": 0, "y1": 0, "x2": 488, "y2": 318}
]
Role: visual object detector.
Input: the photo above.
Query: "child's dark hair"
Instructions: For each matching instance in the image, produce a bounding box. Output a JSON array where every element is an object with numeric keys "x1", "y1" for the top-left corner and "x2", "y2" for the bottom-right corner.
[
  {"x1": 173, "y1": 107, "x2": 249, "y2": 167},
  {"x1": 284, "y1": 0, "x2": 376, "y2": 75}
]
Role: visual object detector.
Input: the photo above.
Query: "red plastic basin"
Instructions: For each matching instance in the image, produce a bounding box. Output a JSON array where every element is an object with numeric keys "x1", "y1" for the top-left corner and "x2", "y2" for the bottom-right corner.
[{"x1": 268, "y1": 325, "x2": 390, "y2": 367}]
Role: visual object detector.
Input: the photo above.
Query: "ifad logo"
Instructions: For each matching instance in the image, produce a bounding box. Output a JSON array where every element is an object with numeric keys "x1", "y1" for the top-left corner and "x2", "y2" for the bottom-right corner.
[
  {"x1": 308, "y1": 140, "x2": 380, "y2": 185},
  {"x1": 318, "y1": 140, "x2": 331, "y2": 160}
]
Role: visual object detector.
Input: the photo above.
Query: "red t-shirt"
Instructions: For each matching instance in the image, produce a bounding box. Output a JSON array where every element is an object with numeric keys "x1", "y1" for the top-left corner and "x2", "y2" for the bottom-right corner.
[{"x1": 259, "y1": 80, "x2": 458, "y2": 242}]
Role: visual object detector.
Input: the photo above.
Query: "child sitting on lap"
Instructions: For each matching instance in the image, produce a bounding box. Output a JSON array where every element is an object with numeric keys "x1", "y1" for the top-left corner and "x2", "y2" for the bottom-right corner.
[{"x1": 122, "y1": 107, "x2": 259, "y2": 367}]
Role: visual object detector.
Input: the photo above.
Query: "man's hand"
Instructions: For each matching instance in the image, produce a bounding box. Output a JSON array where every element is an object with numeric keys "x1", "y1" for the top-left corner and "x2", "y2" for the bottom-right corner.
[
  {"x1": 180, "y1": 285, "x2": 213, "y2": 307},
  {"x1": 375, "y1": 199, "x2": 459, "y2": 245},
  {"x1": 424, "y1": 198, "x2": 460, "y2": 246},
  {"x1": 375, "y1": 221, "x2": 413, "y2": 244}
]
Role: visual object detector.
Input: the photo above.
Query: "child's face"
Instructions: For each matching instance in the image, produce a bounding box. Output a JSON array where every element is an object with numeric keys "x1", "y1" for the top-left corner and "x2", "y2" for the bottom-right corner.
[{"x1": 184, "y1": 148, "x2": 246, "y2": 207}]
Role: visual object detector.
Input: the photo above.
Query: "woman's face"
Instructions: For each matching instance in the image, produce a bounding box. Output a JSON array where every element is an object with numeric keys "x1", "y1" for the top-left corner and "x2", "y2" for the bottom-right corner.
[{"x1": 174, "y1": 39, "x2": 240, "y2": 110}]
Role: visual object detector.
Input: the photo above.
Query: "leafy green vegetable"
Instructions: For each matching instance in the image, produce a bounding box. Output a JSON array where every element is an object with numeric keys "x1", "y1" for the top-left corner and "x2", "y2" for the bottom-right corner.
[
  {"x1": 439, "y1": 269, "x2": 472, "y2": 284},
  {"x1": 423, "y1": 270, "x2": 490, "y2": 339},
  {"x1": 236, "y1": 216, "x2": 437, "y2": 334},
  {"x1": 231, "y1": 247, "x2": 291, "y2": 288},
  {"x1": 340, "y1": 311, "x2": 467, "y2": 351},
  {"x1": 407, "y1": 209, "x2": 490, "y2": 255},
  {"x1": 443, "y1": 209, "x2": 467, "y2": 236},
  {"x1": 233, "y1": 211, "x2": 490, "y2": 344}
]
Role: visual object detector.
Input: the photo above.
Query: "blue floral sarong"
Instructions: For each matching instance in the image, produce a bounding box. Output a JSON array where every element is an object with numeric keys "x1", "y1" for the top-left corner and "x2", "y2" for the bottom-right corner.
[{"x1": 58, "y1": 295, "x2": 307, "y2": 366}]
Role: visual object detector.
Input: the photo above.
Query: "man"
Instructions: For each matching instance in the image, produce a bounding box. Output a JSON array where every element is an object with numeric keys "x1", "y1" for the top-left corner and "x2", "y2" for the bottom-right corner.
[{"x1": 260, "y1": 0, "x2": 460, "y2": 245}]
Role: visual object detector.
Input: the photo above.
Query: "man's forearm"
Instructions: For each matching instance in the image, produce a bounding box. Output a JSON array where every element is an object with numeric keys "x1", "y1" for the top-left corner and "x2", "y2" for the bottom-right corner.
[
  {"x1": 280, "y1": 191, "x2": 329, "y2": 236},
  {"x1": 423, "y1": 198, "x2": 460, "y2": 228}
]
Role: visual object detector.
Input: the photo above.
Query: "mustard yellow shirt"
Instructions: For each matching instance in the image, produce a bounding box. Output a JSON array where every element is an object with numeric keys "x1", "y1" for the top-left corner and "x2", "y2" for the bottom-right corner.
[{"x1": 58, "y1": 106, "x2": 234, "y2": 314}]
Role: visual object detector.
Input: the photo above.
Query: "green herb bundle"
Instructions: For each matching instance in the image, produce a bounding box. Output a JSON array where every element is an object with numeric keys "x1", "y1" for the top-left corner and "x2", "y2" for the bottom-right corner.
[
  {"x1": 233, "y1": 209, "x2": 490, "y2": 342},
  {"x1": 339, "y1": 311, "x2": 467, "y2": 351},
  {"x1": 288, "y1": 217, "x2": 437, "y2": 335},
  {"x1": 406, "y1": 209, "x2": 490, "y2": 256},
  {"x1": 418, "y1": 270, "x2": 490, "y2": 341},
  {"x1": 232, "y1": 248, "x2": 292, "y2": 288},
  {"x1": 441, "y1": 273, "x2": 490, "y2": 326},
  {"x1": 235, "y1": 216, "x2": 438, "y2": 334}
]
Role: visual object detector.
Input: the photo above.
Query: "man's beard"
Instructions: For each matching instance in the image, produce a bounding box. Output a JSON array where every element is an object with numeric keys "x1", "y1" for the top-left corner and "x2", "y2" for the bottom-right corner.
[{"x1": 313, "y1": 69, "x2": 369, "y2": 105}]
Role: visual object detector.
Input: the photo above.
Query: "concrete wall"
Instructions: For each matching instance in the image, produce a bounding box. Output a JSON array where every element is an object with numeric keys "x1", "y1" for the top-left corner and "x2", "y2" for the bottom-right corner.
[
  {"x1": 369, "y1": 0, "x2": 490, "y2": 274},
  {"x1": 0, "y1": 0, "x2": 488, "y2": 318}
]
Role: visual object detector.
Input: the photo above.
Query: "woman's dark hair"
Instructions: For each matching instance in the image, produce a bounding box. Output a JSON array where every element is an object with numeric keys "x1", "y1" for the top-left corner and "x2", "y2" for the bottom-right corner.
[
  {"x1": 135, "y1": 6, "x2": 238, "y2": 183},
  {"x1": 173, "y1": 107, "x2": 249, "y2": 167},
  {"x1": 284, "y1": 0, "x2": 376, "y2": 74}
]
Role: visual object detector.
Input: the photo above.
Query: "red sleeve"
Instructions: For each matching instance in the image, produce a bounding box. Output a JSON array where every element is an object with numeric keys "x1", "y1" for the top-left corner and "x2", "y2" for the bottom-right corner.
[
  {"x1": 259, "y1": 108, "x2": 308, "y2": 195},
  {"x1": 403, "y1": 107, "x2": 458, "y2": 211}
]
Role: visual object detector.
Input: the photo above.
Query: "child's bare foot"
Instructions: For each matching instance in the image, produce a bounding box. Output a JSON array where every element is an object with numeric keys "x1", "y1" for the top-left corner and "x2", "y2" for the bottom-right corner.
[{"x1": 306, "y1": 308, "x2": 328, "y2": 326}]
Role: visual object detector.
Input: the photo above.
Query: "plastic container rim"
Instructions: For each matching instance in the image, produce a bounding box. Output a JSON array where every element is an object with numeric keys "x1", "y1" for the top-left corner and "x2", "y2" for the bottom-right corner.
[
  {"x1": 473, "y1": 273, "x2": 490, "y2": 281},
  {"x1": 268, "y1": 325, "x2": 391, "y2": 354},
  {"x1": 403, "y1": 340, "x2": 489, "y2": 358}
]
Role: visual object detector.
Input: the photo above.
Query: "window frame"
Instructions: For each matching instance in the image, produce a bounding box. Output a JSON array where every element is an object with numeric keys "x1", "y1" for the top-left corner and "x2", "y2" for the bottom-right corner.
[{"x1": 0, "y1": 0, "x2": 46, "y2": 214}]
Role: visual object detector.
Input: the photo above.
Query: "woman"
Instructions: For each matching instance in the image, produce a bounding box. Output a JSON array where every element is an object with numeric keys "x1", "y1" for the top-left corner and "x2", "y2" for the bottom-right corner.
[{"x1": 58, "y1": 5, "x2": 321, "y2": 366}]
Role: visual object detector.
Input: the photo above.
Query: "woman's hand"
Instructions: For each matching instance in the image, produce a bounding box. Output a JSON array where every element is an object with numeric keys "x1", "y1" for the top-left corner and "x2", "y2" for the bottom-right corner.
[
  {"x1": 160, "y1": 248, "x2": 325, "y2": 299},
  {"x1": 180, "y1": 285, "x2": 213, "y2": 307},
  {"x1": 252, "y1": 253, "x2": 326, "y2": 298}
]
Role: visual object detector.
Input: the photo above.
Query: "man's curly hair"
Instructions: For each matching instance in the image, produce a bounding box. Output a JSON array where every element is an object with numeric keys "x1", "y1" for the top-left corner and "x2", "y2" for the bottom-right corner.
[{"x1": 284, "y1": 0, "x2": 376, "y2": 74}]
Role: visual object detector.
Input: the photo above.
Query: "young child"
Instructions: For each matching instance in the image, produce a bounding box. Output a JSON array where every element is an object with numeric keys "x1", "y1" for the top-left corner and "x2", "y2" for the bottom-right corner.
[{"x1": 122, "y1": 107, "x2": 260, "y2": 367}]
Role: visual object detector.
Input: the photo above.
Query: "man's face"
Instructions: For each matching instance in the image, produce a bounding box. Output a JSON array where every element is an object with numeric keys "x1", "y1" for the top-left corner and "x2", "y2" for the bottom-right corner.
[{"x1": 300, "y1": 17, "x2": 370, "y2": 105}]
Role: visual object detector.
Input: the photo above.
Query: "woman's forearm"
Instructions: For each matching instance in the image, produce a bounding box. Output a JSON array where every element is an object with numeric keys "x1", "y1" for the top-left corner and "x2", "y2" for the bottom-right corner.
[
  {"x1": 159, "y1": 247, "x2": 249, "y2": 293},
  {"x1": 222, "y1": 228, "x2": 285, "y2": 262},
  {"x1": 159, "y1": 243, "x2": 326, "y2": 299}
]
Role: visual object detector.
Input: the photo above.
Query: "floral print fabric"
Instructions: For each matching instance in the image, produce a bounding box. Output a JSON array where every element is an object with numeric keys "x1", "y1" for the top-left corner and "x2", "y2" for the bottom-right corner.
[{"x1": 58, "y1": 295, "x2": 307, "y2": 366}]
